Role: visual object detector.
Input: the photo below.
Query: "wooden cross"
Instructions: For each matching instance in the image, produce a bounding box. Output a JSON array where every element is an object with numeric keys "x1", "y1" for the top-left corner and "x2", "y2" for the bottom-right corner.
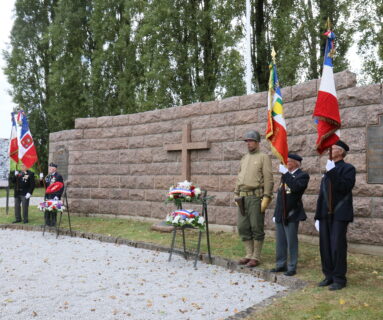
[{"x1": 164, "y1": 123, "x2": 210, "y2": 181}]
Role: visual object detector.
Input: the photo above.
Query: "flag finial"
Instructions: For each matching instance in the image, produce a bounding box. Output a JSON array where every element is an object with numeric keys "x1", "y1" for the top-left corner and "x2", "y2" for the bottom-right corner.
[
  {"x1": 325, "y1": 17, "x2": 332, "y2": 30},
  {"x1": 271, "y1": 47, "x2": 276, "y2": 64}
]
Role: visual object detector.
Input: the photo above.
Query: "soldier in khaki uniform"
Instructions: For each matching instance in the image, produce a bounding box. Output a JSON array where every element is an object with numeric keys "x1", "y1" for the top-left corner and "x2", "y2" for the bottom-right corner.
[{"x1": 234, "y1": 130, "x2": 274, "y2": 267}]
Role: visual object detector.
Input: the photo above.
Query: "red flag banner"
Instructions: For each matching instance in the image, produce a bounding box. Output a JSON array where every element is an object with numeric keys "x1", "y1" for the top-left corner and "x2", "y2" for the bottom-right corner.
[
  {"x1": 266, "y1": 61, "x2": 288, "y2": 165},
  {"x1": 17, "y1": 111, "x2": 38, "y2": 168}
]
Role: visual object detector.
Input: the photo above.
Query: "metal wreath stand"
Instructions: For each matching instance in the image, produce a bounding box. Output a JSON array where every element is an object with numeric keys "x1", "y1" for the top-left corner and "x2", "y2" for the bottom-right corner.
[
  {"x1": 168, "y1": 190, "x2": 212, "y2": 269},
  {"x1": 43, "y1": 185, "x2": 73, "y2": 238}
]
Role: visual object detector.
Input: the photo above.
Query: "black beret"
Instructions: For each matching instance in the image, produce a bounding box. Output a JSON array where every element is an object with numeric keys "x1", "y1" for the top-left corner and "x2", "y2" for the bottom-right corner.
[
  {"x1": 288, "y1": 153, "x2": 302, "y2": 162},
  {"x1": 49, "y1": 162, "x2": 58, "y2": 168},
  {"x1": 335, "y1": 140, "x2": 349, "y2": 152}
]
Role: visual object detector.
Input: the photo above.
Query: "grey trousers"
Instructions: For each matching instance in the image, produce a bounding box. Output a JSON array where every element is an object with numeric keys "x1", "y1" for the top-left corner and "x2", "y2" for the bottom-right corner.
[
  {"x1": 14, "y1": 195, "x2": 30, "y2": 222},
  {"x1": 275, "y1": 221, "x2": 300, "y2": 271}
]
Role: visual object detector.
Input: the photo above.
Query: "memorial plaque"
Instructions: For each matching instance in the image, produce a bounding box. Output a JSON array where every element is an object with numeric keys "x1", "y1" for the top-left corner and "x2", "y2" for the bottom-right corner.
[
  {"x1": 0, "y1": 138, "x2": 10, "y2": 187},
  {"x1": 52, "y1": 145, "x2": 69, "y2": 182},
  {"x1": 367, "y1": 114, "x2": 383, "y2": 183}
]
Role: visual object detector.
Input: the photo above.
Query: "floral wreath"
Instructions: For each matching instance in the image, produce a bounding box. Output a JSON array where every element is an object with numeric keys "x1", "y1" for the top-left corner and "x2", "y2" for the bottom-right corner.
[
  {"x1": 38, "y1": 199, "x2": 65, "y2": 213},
  {"x1": 166, "y1": 209, "x2": 205, "y2": 230},
  {"x1": 166, "y1": 180, "x2": 202, "y2": 204}
]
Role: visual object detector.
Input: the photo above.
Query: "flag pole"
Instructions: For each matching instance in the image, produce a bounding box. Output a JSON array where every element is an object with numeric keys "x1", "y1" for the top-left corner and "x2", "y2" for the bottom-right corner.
[
  {"x1": 271, "y1": 48, "x2": 288, "y2": 225},
  {"x1": 326, "y1": 17, "x2": 334, "y2": 215}
]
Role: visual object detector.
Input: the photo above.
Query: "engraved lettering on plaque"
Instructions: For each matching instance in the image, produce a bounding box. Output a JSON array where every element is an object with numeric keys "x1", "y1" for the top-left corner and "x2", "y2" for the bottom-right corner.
[
  {"x1": 53, "y1": 145, "x2": 69, "y2": 182},
  {"x1": 367, "y1": 114, "x2": 383, "y2": 184}
]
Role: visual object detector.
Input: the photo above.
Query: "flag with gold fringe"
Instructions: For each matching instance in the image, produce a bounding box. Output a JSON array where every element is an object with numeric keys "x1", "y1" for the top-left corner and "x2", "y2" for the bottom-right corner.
[
  {"x1": 313, "y1": 24, "x2": 340, "y2": 154},
  {"x1": 266, "y1": 52, "x2": 288, "y2": 165}
]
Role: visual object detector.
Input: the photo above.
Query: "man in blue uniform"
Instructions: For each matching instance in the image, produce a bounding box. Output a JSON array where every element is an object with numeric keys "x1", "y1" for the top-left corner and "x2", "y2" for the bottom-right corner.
[
  {"x1": 315, "y1": 140, "x2": 356, "y2": 291},
  {"x1": 271, "y1": 154, "x2": 310, "y2": 276},
  {"x1": 44, "y1": 162, "x2": 64, "y2": 226},
  {"x1": 12, "y1": 164, "x2": 35, "y2": 224}
]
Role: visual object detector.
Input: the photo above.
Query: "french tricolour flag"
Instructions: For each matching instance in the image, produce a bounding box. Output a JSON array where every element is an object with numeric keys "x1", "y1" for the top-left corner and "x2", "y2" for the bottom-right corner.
[
  {"x1": 9, "y1": 112, "x2": 19, "y2": 163},
  {"x1": 313, "y1": 30, "x2": 341, "y2": 154},
  {"x1": 17, "y1": 111, "x2": 38, "y2": 168}
]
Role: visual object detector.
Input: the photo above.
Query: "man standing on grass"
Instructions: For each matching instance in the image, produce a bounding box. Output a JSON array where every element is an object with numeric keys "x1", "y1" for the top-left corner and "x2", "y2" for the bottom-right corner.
[
  {"x1": 234, "y1": 130, "x2": 274, "y2": 268},
  {"x1": 12, "y1": 164, "x2": 35, "y2": 224},
  {"x1": 44, "y1": 162, "x2": 64, "y2": 226},
  {"x1": 315, "y1": 140, "x2": 355, "y2": 291},
  {"x1": 271, "y1": 154, "x2": 309, "y2": 276}
]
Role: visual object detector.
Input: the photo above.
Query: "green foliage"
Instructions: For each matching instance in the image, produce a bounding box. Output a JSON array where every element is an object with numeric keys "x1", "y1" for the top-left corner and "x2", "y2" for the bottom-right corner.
[
  {"x1": 355, "y1": 0, "x2": 383, "y2": 84},
  {"x1": 3, "y1": 0, "x2": 382, "y2": 166}
]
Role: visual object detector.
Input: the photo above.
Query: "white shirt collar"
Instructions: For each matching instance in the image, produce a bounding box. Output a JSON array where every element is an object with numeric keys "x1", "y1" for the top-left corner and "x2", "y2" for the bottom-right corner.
[{"x1": 289, "y1": 168, "x2": 299, "y2": 174}]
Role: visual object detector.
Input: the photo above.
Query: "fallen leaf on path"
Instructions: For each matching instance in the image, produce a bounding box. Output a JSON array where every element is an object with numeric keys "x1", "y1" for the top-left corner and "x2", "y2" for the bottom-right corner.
[{"x1": 339, "y1": 298, "x2": 346, "y2": 305}]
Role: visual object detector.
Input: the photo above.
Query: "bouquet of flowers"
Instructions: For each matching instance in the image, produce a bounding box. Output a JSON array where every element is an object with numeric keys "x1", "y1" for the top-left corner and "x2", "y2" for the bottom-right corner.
[
  {"x1": 166, "y1": 180, "x2": 202, "y2": 205},
  {"x1": 38, "y1": 199, "x2": 65, "y2": 213},
  {"x1": 166, "y1": 209, "x2": 205, "y2": 230}
]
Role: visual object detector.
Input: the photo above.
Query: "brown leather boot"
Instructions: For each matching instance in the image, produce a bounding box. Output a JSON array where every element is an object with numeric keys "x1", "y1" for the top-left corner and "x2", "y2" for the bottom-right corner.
[
  {"x1": 238, "y1": 240, "x2": 254, "y2": 265},
  {"x1": 252, "y1": 240, "x2": 264, "y2": 264},
  {"x1": 245, "y1": 259, "x2": 259, "y2": 268}
]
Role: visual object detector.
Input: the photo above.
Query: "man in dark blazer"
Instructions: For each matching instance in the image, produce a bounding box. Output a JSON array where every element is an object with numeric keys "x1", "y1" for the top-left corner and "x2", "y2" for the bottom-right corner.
[
  {"x1": 315, "y1": 140, "x2": 356, "y2": 291},
  {"x1": 12, "y1": 164, "x2": 35, "y2": 224},
  {"x1": 44, "y1": 162, "x2": 64, "y2": 226},
  {"x1": 270, "y1": 154, "x2": 310, "y2": 276}
]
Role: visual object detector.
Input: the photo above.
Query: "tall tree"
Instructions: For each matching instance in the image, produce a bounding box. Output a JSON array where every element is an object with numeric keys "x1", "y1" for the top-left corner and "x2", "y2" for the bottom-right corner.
[
  {"x1": 356, "y1": 0, "x2": 383, "y2": 83},
  {"x1": 49, "y1": 0, "x2": 93, "y2": 130},
  {"x1": 3, "y1": 0, "x2": 58, "y2": 171}
]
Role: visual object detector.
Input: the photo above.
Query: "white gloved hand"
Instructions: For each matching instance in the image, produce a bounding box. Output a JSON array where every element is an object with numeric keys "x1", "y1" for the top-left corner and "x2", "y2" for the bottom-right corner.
[
  {"x1": 279, "y1": 164, "x2": 288, "y2": 174},
  {"x1": 25, "y1": 193, "x2": 31, "y2": 199},
  {"x1": 39, "y1": 172, "x2": 44, "y2": 179},
  {"x1": 15, "y1": 170, "x2": 19, "y2": 176},
  {"x1": 315, "y1": 220, "x2": 320, "y2": 232},
  {"x1": 272, "y1": 217, "x2": 276, "y2": 223},
  {"x1": 326, "y1": 160, "x2": 335, "y2": 172}
]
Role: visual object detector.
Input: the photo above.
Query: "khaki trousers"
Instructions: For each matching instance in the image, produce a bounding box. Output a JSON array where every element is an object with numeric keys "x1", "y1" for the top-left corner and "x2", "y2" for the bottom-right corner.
[{"x1": 237, "y1": 195, "x2": 264, "y2": 241}]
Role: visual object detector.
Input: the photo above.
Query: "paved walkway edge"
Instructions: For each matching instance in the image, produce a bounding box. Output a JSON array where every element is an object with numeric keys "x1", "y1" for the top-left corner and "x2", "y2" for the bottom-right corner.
[{"x1": 0, "y1": 223, "x2": 307, "y2": 320}]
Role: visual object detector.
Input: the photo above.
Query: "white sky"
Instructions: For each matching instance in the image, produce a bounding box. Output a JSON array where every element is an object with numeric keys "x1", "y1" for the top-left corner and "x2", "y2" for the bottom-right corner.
[
  {"x1": 0, "y1": 1, "x2": 363, "y2": 139},
  {"x1": 0, "y1": 0, "x2": 16, "y2": 139}
]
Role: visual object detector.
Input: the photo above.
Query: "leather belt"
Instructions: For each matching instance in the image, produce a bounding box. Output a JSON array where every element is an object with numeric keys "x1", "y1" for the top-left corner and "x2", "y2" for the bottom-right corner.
[{"x1": 239, "y1": 189, "x2": 262, "y2": 197}]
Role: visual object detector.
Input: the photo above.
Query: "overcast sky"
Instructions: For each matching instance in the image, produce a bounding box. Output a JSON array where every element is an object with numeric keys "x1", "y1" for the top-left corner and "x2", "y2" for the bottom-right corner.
[{"x1": 0, "y1": 0, "x2": 16, "y2": 139}]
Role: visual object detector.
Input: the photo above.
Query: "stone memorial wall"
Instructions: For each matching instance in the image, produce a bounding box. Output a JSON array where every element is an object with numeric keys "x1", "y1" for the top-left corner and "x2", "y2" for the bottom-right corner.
[{"x1": 49, "y1": 70, "x2": 383, "y2": 246}]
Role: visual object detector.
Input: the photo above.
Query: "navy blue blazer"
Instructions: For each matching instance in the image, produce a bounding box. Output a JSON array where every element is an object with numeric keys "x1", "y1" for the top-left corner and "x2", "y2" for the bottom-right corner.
[
  {"x1": 274, "y1": 168, "x2": 310, "y2": 223},
  {"x1": 315, "y1": 160, "x2": 356, "y2": 222}
]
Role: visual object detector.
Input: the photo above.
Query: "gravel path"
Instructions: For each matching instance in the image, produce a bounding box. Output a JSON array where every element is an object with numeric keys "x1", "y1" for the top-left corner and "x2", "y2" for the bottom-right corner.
[
  {"x1": 0, "y1": 229, "x2": 286, "y2": 320},
  {"x1": 0, "y1": 197, "x2": 44, "y2": 208}
]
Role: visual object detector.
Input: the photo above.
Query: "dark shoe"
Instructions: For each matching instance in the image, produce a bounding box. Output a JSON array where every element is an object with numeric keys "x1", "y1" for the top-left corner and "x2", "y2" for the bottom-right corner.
[
  {"x1": 12, "y1": 220, "x2": 22, "y2": 224},
  {"x1": 270, "y1": 267, "x2": 287, "y2": 273},
  {"x1": 318, "y1": 278, "x2": 333, "y2": 287},
  {"x1": 23, "y1": 220, "x2": 28, "y2": 224},
  {"x1": 245, "y1": 259, "x2": 259, "y2": 268},
  {"x1": 238, "y1": 258, "x2": 251, "y2": 265},
  {"x1": 284, "y1": 270, "x2": 296, "y2": 276},
  {"x1": 329, "y1": 283, "x2": 346, "y2": 291}
]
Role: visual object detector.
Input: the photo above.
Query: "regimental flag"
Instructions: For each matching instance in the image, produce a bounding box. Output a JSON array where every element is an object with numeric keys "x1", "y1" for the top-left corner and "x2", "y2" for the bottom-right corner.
[
  {"x1": 9, "y1": 112, "x2": 19, "y2": 163},
  {"x1": 266, "y1": 60, "x2": 288, "y2": 165},
  {"x1": 313, "y1": 29, "x2": 341, "y2": 154},
  {"x1": 17, "y1": 111, "x2": 38, "y2": 168}
]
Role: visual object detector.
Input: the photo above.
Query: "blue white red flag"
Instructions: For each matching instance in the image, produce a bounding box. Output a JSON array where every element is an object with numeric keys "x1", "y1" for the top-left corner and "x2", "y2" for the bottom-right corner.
[
  {"x1": 313, "y1": 30, "x2": 341, "y2": 154},
  {"x1": 9, "y1": 112, "x2": 19, "y2": 163},
  {"x1": 17, "y1": 111, "x2": 38, "y2": 168}
]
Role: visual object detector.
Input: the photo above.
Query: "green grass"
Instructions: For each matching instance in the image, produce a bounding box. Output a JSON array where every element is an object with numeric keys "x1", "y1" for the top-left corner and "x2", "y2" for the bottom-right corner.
[
  {"x1": 1, "y1": 207, "x2": 382, "y2": 319},
  {"x1": 0, "y1": 187, "x2": 46, "y2": 198}
]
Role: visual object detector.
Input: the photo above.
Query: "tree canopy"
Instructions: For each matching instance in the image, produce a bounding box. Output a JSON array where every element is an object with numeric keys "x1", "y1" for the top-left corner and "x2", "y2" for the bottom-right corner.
[{"x1": 3, "y1": 0, "x2": 381, "y2": 170}]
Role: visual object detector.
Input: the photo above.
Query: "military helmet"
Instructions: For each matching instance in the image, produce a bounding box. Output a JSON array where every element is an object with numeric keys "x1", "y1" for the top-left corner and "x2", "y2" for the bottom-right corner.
[{"x1": 243, "y1": 130, "x2": 261, "y2": 142}]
